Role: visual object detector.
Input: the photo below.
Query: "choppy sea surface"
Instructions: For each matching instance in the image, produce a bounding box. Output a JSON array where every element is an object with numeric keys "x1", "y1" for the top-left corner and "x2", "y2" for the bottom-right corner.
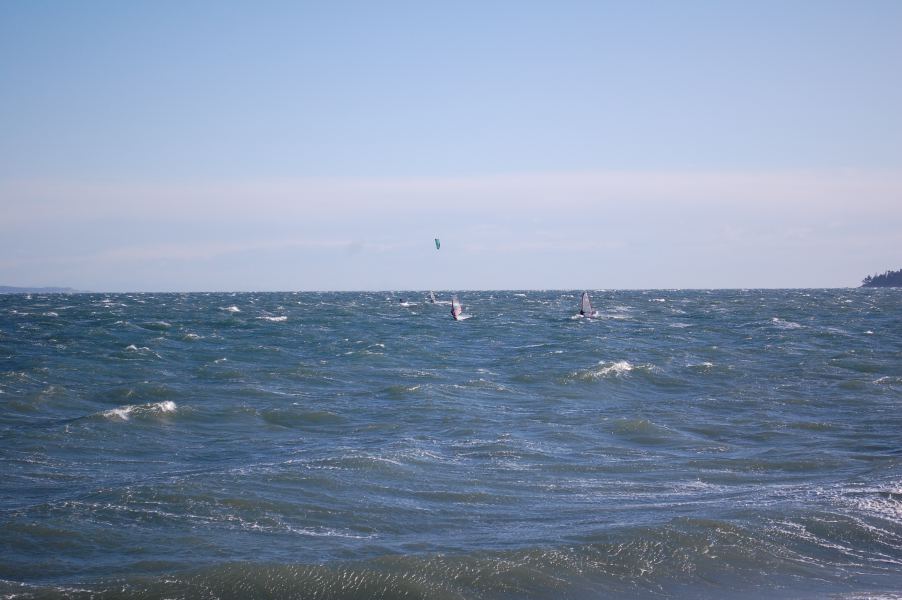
[{"x1": 1, "y1": 290, "x2": 901, "y2": 599}]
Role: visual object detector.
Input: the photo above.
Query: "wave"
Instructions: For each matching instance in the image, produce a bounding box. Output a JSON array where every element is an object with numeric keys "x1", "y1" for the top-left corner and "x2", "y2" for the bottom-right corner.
[
  {"x1": 6, "y1": 515, "x2": 901, "y2": 599},
  {"x1": 571, "y1": 360, "x2": 636, "y2": 380},
  {"x1": 101, "y1": 400, "x2": 178, "y2": 421},
  {"x1": 260, "y1": 408, "x2": 344, "y2": 428},
  {"x1": 258, "y1": 315, "x2": 288, "y2": 322},
  {"x1": 771, "y1": 317, "x2": 803, "y2": 329},
  {"x1": 124, "y1": 344, "x2": 162, "y2": 359}
]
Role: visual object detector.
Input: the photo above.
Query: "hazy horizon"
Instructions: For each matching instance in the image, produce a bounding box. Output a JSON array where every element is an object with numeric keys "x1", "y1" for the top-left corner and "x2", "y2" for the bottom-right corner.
[{"x1": 0, "y1": 283, "x2": 887, "y2": 294}]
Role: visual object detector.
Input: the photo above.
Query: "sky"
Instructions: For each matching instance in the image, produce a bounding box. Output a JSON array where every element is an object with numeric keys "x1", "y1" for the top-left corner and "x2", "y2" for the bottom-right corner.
[{"x1": 1, "y1": 1, "x2": 900, "y2": 291}]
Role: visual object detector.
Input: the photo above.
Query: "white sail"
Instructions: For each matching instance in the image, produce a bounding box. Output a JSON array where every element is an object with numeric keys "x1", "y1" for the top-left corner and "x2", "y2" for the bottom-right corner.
[
  {"x1": 451, "y1": 295, "x2": 462, "y2": 319},
  {"x1": 429, "y1": 291, "x2": 436, "y2": 304},
  {"x1": 579, "y1": 292, "x2": 593, "y2": 316}
]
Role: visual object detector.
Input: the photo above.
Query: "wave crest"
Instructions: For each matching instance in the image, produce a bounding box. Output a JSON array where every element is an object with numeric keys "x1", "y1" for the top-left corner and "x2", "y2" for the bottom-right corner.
[{"x1": 102, "y1": 401, "x2": 178, "y2": 421}]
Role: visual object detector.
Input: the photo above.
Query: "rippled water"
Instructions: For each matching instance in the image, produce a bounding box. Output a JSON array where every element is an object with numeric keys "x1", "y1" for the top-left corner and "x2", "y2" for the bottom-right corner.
[{"x1": 1, "y1": 290, "x2": 901, "y2": 599}]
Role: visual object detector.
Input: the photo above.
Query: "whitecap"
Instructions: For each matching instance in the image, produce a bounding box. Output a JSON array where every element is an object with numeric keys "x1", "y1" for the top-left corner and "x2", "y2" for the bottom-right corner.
[
  {"x1": 688, "y1": 361, "x2": 715, "y2": 370},
  {"x1": 597, "y1": 360, "x2": 634, "y2": 376},
  {"x1": 772, "y1": 317, "x2": 803, "y2": 329},
  {"x1": 102, "y1": 400, "x2": 177, "y2": 421},
  {"x1": 104, "y1": 407, "x2": 133, "y2": 420},
  {"x1": 258, "y1": 315, "x2": 288, "y2": 322},
  {"x1": 156, "y1": 400, "x2": 177, "y2": 412},
  {"x1": 221, "y1": 305, "x2": 241, "y2": 313},
  {"x1": 282, "y1": 525, "x2": 374, "y2": 539},
  {"x1": 125, "y1": 345, "x2": 162, "y2": 358},
  {"x1": 578, "y1": 360, "x2": 635, "y2": 379},
  {"x1": 43, "y1": 311, "x2": 59, "y2": 317}
]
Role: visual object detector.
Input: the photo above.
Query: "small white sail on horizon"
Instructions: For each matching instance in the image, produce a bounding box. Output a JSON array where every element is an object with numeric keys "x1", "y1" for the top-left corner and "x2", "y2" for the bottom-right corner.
[
  {"x1": 451, "y1": 295, "x2": 462, "y2": 320},
  {"x1": 579, "y1": 291, "x2": 598, "y2": 317}
]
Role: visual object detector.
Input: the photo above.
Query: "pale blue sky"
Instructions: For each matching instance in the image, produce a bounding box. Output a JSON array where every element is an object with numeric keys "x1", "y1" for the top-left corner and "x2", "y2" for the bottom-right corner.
[{"x1": 1, "y1": 1, "x2": 900, "y2": 291}]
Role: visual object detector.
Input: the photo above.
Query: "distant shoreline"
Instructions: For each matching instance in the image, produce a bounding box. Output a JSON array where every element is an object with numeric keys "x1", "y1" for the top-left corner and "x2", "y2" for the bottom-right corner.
[{"x1": 860, "y1": 268, "x2": 902, "y2": 288}]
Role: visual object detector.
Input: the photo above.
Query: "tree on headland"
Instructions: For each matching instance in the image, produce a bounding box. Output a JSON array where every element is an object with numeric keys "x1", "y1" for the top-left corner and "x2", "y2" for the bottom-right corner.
[{"x1": 861, "y1": 268, "x2": 902, "y2": 287}]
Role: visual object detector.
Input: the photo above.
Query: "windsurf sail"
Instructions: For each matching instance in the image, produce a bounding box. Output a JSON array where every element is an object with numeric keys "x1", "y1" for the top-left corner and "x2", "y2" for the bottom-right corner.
[
  {"x1": 579, "y1": 291, "x2": 593, "y2": 316},
  {"x1": 451, "y1": 295, "x2": 462, "y2": 320},
  {"x1": 429, "y1": 291, "x2": 436, "y2": 304},
  {"x1": 435, "y1": 238, "x2": 441, "y2": 250}
]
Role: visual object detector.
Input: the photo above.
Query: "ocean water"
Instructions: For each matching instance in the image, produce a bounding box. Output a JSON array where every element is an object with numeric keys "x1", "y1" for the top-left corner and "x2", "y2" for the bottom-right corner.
[{"x1": 1, "y1": 289, "x2": 900, "y2": 599}]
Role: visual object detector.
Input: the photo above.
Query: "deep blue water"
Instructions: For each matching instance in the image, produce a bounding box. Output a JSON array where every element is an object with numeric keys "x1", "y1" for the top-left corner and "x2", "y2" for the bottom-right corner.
[{"x1": 1, "y1": 290, "x2": 901, "y2": 599}]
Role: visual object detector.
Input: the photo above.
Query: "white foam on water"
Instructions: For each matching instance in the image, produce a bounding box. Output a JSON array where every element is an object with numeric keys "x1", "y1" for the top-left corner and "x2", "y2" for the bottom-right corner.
[
  {"x1": 688, "y1": 361, "x2": 715, "y2": 369},
  {"x1": 282, "y1": 525, "x2": 374, "y2": 539},
  {"x1": 102, "y1": 400, "x2": 178, "y2": 421},
  {"x1": 104, "y1": 407, "x2": 133, "y2": 420},
  {"x1": 125, "y1": 344, "x2": 161, "y2": 358},
  {"x1": 772, "y1": 317, "x2": 803, "y2": 329},
  {"x1": 183, "y1": 332, "x2": 202, "y2": 340},
  {"x1": 258, "y1": 315, "x2": 288, "y2": 322},
  {"x1": 221, "y1": 305, "x2": 241, "y2": 313},
  {"x1": 43, "y1": 311, "x2": 59, "y2": 317},
  {"x1": 586, "y1": 360, "x2": 635, "y2": 378}
]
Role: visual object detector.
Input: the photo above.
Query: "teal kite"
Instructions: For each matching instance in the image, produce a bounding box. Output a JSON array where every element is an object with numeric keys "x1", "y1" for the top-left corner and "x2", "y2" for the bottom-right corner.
[{"x1": 434, "y1": 238, "x2": 441, "y2": 250}]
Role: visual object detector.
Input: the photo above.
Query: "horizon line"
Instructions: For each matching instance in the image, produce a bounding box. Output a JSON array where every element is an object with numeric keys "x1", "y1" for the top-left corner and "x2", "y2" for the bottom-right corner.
[{"x1": 0, "y1": 286, "x2": 872, "y2": 295}]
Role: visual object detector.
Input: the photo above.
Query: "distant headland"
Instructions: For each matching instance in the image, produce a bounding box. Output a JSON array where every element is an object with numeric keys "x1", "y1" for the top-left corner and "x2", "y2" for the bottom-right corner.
[
  {"x1": 0, "y1": 286, "x2": 83, "y2": 294},
  {"x1": 861, "y1": 269, "x2": 902, "y2": 288}
]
